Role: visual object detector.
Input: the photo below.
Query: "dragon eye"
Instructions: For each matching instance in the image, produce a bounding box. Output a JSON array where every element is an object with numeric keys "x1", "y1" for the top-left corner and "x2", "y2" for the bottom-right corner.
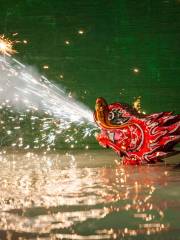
[
  {"x1": 116, "y1": 110, "x2": 122, "y2": 118},
  {"x1": 108, "y1": 111, "x2": 115, "y2": 121}
]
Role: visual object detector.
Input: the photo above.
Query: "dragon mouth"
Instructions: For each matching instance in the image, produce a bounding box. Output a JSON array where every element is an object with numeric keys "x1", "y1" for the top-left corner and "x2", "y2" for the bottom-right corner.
[{"x1": 110, "y1": 116, "x2": 130, "y2": 125}]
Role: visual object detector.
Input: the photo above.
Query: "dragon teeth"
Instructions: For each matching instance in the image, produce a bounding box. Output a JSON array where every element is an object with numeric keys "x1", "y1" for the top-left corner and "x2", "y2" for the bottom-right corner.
[{"x1": 108, "y1": 131, "x2": 114, "y2": 142}]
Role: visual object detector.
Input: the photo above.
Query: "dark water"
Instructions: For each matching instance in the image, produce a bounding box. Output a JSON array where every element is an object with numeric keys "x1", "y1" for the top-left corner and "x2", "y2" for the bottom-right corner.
[{"x1": 0, "y1": 150, "x2": 180, "y2": 239}]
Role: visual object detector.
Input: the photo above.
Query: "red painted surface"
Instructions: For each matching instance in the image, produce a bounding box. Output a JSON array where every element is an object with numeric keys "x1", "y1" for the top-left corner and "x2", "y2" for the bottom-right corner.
[{"x1": 94, "y1": 98, "x2": 180, "y2": 165}]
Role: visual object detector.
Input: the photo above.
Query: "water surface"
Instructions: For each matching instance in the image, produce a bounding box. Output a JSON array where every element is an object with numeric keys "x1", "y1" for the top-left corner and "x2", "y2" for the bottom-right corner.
[{"x1": 0, "y1": 150, "x2": 180, "y2": 239}]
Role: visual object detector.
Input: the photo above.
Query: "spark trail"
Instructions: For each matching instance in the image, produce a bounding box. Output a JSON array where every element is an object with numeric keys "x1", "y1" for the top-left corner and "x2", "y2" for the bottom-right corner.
[{"x1": 0, "y1": 55, "x2": 96, "y2": 150}]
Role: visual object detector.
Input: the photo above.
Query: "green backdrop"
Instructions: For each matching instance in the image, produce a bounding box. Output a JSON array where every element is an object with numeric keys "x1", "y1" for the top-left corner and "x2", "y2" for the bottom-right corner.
[{"x1": 1, "y1": 0, "x2": 180, "y2": 113}]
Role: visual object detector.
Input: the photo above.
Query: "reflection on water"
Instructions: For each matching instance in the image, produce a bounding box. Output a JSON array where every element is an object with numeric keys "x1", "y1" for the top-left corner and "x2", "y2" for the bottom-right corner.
[{"x1": 0, "y1": 150, "x2": 180, "y2": 239}]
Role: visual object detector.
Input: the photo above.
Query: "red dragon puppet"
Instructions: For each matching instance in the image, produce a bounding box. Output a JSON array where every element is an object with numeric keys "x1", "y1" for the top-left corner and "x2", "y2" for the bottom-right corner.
[{"x1": 94, "y1": 98, "x2": 180, "y2": 165}]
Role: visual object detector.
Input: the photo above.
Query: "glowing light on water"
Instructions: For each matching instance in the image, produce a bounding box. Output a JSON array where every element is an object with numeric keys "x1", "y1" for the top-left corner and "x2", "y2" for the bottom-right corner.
[{"x1": 0, "y1": 152, "x2": 172, "y2": 238}]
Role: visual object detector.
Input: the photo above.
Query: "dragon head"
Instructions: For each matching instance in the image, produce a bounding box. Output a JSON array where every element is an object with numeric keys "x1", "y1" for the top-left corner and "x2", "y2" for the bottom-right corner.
[{"x1": 94, "y1": 97, "x2": 131, "y2": 130}]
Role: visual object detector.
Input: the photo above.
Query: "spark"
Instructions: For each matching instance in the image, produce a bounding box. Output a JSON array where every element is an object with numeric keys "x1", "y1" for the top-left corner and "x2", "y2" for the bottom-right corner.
[
  {"x1": 0, "y1": 54, "x2": 96, "y2": 150},
  {"x1": 78, "y1": 30, "x2": 84, "y2": 35},
  {"x1": 0, "y1": 35, "x2": 17, "y2": 56},
  {"x1": 43, "y1": 65, "x2": 49, "y2": 69},
  {"x1": 65, "y1": 40, "x2": 70, "y2": 45},
  {"x1": 12, "y1": 32, "x2": 18, "y2": 36},
  {"x1": 133, "y1": 68, "x2": 139, "y2": 73},
  {"x1": 133, "y1": 96, "x2": 142, "y2": 113},
  {"x1": 68, "y1": 92, "x2": 72, "y2": 98}
]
